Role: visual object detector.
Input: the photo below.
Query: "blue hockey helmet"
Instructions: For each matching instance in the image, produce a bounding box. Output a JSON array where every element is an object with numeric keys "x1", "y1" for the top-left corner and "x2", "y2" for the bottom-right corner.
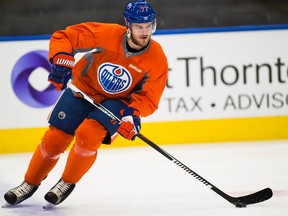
[{"x1": 123, "y1": 0, "x2": 156, "y2": 24}]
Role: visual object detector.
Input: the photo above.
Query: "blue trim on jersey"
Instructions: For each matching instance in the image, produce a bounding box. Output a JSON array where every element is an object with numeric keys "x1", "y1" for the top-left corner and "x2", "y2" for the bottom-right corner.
[{"x1": 1, "y1": 24, "x2": 288, "y2": 41}]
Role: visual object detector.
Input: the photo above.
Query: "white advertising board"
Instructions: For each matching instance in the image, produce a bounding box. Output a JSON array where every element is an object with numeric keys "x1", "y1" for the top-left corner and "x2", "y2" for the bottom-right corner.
[
  {"x1": 0, "y1": 29, "x2": 287, "y2": 129},
  {"x1": 0, "y1": 40, "x2": 52, "y2": 128},
  {"x1": 148, "y1": 29, "x2": 288, "y2": 122}
]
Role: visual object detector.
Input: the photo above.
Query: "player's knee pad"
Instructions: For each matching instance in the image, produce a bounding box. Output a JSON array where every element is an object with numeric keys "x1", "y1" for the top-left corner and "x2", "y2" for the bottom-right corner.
[
  {"x1": 75, "y1": 119, "x2": 107, "y2": 152},
  {"x1": 41, "y1": 125, "x2": 74, "y2": 156},
  {"x1": 73, "y1": 143, "x2": 98, "y2": 157}
]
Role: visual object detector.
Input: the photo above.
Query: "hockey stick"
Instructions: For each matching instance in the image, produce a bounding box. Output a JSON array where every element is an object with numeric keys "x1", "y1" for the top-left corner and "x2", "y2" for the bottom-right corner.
[{"x1": 67, "y1": 83, "x2": 273, "y2": 208}]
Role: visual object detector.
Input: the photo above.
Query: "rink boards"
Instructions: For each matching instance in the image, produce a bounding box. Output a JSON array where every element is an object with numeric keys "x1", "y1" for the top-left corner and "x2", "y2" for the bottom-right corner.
[
  {"x1": 0, "y1": 116, "x2": 288, "y2": 153},
  {"x1": 1, "y1": 25, "x2": 288, "y2": 153}
]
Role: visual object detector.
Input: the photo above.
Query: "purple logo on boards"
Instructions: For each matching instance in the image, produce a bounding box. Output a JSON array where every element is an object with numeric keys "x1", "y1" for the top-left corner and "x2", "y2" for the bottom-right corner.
[{"x1": 11, "y1": 50, "x2": 60, "y2": 108}]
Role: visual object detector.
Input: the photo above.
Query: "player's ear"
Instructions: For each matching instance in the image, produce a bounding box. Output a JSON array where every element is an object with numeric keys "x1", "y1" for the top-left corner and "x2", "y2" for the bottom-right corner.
[{"x1": 127, "y1": 28, "x2": 131, "y2": 38}]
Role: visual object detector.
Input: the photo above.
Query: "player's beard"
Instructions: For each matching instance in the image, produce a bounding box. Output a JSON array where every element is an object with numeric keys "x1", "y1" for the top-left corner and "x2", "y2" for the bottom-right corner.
[{"x1": 129, "y1": 32, "x2": 151, "y2": 49}]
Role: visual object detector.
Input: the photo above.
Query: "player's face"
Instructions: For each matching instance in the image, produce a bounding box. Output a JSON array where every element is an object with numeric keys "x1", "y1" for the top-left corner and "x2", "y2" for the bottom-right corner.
[{"x1": 129, "y1": 22, "x2": 154, "y2": 49}]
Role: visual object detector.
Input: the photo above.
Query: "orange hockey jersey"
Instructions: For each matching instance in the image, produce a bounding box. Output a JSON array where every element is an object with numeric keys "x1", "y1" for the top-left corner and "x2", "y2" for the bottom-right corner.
[{"x1": 49, "y1": 22, "x2": 168, "y2": 117}]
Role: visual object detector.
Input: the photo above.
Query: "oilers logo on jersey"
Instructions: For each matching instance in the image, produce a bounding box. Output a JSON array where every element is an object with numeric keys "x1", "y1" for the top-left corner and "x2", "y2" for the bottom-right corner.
[{"x1": 97, "y1": 63, "x2": 132, "y2": 94}]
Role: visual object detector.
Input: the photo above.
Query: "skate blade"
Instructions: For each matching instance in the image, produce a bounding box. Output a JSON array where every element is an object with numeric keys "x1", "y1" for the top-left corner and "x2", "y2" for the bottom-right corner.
[
  {"x1": 2, "y1": 202, "x2": 14, "y2": 208},
  {"x1": 43, "y1": 202, "x2": 55, "y2": 210}
]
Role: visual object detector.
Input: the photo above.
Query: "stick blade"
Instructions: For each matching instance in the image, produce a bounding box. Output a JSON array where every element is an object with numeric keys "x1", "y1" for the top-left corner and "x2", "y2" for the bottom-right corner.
[{"x1": 233, "y1": 188, "x2": 273, "y2": 206}]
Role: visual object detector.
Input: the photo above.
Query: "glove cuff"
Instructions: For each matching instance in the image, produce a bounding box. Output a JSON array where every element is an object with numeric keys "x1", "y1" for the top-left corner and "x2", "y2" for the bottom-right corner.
[
  {"x1": 120, "y1": 107, "x2": 141, "y2": 118},
  {"x1": 52, "y1": 52, "x2": 75, "y2": 69}
]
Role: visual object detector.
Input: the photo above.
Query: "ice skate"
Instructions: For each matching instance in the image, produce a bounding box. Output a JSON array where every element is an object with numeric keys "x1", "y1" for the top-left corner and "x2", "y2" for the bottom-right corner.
[
  {"x1": 44, "y1": 178, "x2": 75, "y2": 206},
  {"x1": 3, "y1": 181, "x2": 38, "y2": 206}
]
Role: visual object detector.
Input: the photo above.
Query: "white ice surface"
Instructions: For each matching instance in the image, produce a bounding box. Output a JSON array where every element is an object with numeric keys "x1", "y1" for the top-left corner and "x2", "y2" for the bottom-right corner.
[{"x1": 0, "y1": 140, "x2": 287, "y2": 216}]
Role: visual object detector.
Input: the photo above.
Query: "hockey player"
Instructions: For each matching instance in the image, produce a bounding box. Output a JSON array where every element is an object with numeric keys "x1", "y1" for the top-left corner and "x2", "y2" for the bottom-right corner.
[{"x1": 4, "y1": 0, "x2": 168, "y2": 207}]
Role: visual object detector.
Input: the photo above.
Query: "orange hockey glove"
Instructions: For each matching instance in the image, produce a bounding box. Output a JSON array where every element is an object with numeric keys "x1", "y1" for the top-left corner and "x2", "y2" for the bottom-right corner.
[{"x1": 118, "y1": 107, "x2": 141, "y2": 141}]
